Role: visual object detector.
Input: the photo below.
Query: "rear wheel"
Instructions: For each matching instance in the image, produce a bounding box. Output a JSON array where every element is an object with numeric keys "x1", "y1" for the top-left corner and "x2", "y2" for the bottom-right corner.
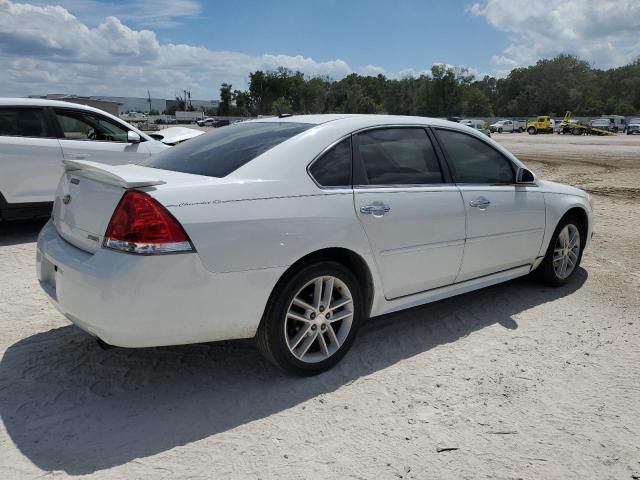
[
  {"x1": 256, "y1": 261, "x2": 364, "y2": 375},
  {"x1": 527, "y1": 126, "x2": 537, "y2": 135},
  {"x1": 498, "y1": 127, "x2": 503, "y2": 133},
  {"x1": 534, "y1": 215, "x2": 584, "y2": 286},
  {"x1": 518, "y1": 127, "x2": 524, "y2": 133}
]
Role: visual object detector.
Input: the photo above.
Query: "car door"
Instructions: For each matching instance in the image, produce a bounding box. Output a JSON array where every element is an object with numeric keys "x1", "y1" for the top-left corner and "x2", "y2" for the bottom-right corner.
[
  {"x1": 54, "y1": 108, "x2": 151, "y2": 165},
  {"x1": 434, "y1": 128, "x2": 546, "y2": 282},
  {"x1": 0, "y1": 106, "x2": 63, "y2": 204},
  {"x1": 353, "y1": 127, "x2": 466, "y2": 300}
]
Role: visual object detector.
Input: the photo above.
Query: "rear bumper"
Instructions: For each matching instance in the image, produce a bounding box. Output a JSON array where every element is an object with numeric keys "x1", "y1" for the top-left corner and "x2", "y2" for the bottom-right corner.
[{"x1": 36, "y1": 220, "x2": 284, "y2": 347}]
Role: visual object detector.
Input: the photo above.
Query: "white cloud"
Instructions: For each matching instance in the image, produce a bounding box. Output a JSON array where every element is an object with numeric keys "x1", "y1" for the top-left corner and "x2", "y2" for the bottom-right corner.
[
  {"x1": 469, "y1": 0, "x2": 640, "y2": 70},
  {"x1": 0, "y1": 0, "x2": 374, "y2": 99}
]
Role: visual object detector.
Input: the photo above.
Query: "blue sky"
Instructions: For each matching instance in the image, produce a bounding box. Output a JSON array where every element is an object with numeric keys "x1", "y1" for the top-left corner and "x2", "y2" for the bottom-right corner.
[
  {"x1": 1, "y1": 0, "x2": 639, "y2": 99},
  {"x1": 154, "y1": 0, "x2": 505, "y2": 76}
]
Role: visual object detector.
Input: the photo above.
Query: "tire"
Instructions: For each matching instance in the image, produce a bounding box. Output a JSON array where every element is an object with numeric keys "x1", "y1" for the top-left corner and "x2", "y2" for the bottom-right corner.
[
  {"x1": 498, "y1": 127, "x2": 503, "y2": 133},
  {"x1": 572, "y1": 128, "x2": 581, "y2": 136},
  {"x1": 518, "y1": 127, "x2": 524, "y2": 133},
  {"x1": 255, "y1": 261, "x2": 364, "y2": 375},
  {"x1": 527, "y1": 127, "x2": 536, "y2": 135},
  {"x1": 533, "y1": 214, "x2": 585, "y2": 286}
]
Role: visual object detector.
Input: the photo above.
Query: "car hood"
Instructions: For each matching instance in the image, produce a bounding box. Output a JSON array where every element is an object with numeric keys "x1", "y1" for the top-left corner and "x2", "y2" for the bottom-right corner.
[
  {"x1": 148, "y1": 127, "x2": 205, "y2": 145},
  {"x1": 537, "y1": 179, "x2": 587, "y2": 197}
]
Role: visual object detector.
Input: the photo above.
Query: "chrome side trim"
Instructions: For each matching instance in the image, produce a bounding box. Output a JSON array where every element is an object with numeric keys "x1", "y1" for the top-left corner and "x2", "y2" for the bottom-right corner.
[{"x1": 380, "y1": 239, "x2": 465, "y2": 257}]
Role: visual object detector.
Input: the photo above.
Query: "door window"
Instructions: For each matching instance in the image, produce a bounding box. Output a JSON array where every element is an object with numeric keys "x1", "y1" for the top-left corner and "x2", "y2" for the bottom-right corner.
[
  {"x1": 357, "y1": 128, "x2": 443, "y2": 185},
  {"x1": 309, "y1": 137, "x2": 352, "y2": 187},
  {"x1": 0, "y1": 108, "x2": 48, "y2": 137},
  {"x1": 55, "y1": 110, "x2": 129, "y2": 142},
  {"x1": 436, "y1": 129, "x2": 514, "y2": 184}
]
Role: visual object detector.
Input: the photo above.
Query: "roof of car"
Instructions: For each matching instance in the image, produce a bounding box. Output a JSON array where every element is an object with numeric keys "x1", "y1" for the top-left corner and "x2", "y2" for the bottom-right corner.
[
  {"x1": 0, "y1": 97, "x2": 126, "y2": 121},
  {"x1": 246, "y1": 113, "x2": 461, "y2": 129}
]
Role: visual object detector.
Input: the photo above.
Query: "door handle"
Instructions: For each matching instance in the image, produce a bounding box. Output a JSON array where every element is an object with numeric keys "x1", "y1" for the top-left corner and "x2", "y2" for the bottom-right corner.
[
  {"x1": 360, "y1": 202, "x2": 391, "y2": 216},
  {"x1": 469, "y1": 197, "x2": 491, "y2": 208},
  {"x1": 67, "y1": 153, "x2": 90, "y2": 160}
]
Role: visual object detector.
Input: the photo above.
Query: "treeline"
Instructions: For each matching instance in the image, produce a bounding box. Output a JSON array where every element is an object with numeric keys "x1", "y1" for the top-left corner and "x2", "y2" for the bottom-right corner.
[{"x1": 216, "y1": 55, "x2": 640, "y2": 118}]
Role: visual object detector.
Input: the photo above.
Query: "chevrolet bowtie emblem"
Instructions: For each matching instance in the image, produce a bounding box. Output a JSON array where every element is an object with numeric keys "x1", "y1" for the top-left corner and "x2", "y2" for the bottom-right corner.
[{"x1": 62, "y1": 194, "x2": 72, "y2": 205}]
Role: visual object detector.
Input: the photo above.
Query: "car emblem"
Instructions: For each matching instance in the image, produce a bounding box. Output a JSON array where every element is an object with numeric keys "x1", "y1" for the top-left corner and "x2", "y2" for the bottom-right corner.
[{"x1": 62, "y1": 194, "x2": 72, "y2": 205}]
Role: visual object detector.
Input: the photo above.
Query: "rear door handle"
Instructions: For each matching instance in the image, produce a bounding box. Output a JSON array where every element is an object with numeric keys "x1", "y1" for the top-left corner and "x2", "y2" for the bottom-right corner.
[
  {"x1": 469, "y1": 197, "x2": 491, "y2": 208},
  {"x1": 360, "y1": 202, "x2": 391, "y2": 216},
  {"x1": 67, "y1": 153, "x2": 90, "y2": 160}
]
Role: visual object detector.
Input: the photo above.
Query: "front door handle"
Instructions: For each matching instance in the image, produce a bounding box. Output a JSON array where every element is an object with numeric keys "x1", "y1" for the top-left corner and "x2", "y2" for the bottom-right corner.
[
  {"x1": 360, "y1": 202, "x2": 391, "y2": 216},
  {"x1": 469, "y1": 197, "x2": 491, "y2": 208}
]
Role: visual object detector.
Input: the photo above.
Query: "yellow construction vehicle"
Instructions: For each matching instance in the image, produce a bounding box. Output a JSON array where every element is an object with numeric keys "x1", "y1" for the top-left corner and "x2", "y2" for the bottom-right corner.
[{"x1": 526, "y1": 116, "x2": 555, "y2": 135}]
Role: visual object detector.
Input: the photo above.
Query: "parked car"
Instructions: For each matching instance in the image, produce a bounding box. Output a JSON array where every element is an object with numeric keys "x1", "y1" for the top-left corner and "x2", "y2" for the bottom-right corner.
[
  {"x1": 0, "y1": 98, "x2": 169, "y2": 221},
  {"x1": 601, "y1": 115, "x2": 626, "y2": 133},
  {"x1": 459, "y1": 119, "x2": 491, "y2": 137},
  {"x1": 147, "y1": 126, "x2": 205, "y2": 145},
  {"x1": 489, "y1": 119, "x2": 525, "y2": 133},
  {"x1": 36, "y1": 114, "x2": 593, "y2": 375},
  {"x1": 590, "y1": 118, "x2": 612, "y2": 131},
  {"x1": 626, "y1": 117, "x2": 640, "y2": 135},
  {"x1": 197, "y1": 118, "x2": 231, "y2": 128},
  {"x1": 196, "y1": 117, "x2": 216, "y2": 127}
]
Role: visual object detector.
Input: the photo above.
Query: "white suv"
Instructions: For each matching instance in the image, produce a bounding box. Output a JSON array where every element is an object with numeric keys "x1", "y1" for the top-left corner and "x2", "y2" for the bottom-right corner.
[{"x1": 0, "y1": 98, "x2": 169, "y2": 221}]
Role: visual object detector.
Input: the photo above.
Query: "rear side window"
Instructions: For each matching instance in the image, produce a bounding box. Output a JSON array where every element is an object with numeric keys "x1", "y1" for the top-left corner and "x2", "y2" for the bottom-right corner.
[
  {"x1": 0, "y1": 108, "x2": 48, "y2": 137},
  {"x1": 436, "y1": 129, "x2": 514, "y2": 184},
  {"x1": 357, "y1": 128, "x2": 443, "y2": 185},
  {"x1": 309, "y1": 137, "x2": 352, "y2": 187},
  {"x1": 141, "y1": 122, "x2": 312, "y2": 178}
]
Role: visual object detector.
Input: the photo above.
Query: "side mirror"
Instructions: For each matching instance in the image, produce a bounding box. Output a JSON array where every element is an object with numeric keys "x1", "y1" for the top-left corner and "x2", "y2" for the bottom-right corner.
[
  {"x1": 516, "y1": 167, "x2": 535, "y2": 183},
  {"x1": 127, "y1": 131, "x2": 141, "y2": 144}
]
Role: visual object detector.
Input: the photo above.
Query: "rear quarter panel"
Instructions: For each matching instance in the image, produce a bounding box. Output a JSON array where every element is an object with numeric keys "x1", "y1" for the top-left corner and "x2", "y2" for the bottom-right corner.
[{"x1": 157, "y1": 188, "x2": 374, "y2": 275}]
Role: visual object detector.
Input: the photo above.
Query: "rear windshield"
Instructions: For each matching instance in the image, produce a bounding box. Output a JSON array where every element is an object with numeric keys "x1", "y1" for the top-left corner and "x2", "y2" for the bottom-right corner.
[{"x1": 140, "y1": 122, "x2": 312, "y2": 178}]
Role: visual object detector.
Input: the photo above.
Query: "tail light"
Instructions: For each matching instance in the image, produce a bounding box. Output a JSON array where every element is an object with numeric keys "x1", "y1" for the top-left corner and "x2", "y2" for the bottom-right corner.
[{"x1": 103, "y1": 190, "x2": 194, "y2": 254}]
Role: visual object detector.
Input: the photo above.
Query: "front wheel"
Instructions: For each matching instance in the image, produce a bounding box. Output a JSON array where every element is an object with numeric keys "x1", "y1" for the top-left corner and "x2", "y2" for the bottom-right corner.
[
  {"x1": 534, "y1": 215, "x2": 584, "y2": 286},
  {"x1": 256, "y1": 261, "x2": 364, "y2": 375},
  {"x1": 498, "y1": 127, "x2": 503, "y2": 133}
]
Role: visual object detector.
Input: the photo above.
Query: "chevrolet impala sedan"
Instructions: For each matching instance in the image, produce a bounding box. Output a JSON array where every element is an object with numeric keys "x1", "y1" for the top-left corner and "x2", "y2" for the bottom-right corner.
[{"x1": 37, "y1": 115, "x2": 593, "y2": 375}]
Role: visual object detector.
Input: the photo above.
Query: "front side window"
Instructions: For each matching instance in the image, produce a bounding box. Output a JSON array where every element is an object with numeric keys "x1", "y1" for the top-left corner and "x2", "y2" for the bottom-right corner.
[
  {"x1": 56, "y1": 110, "x2": 128, "y2": 142},
  {"x1": 356, "y1": 128, "x2": 443, "y2": 185},
  {"x1": 0, "y1": 108, "x2": 48, "y2": 137},
  {"x1": 141, "y1": 122, "x2": 313, "y2": 178},
  {"x1": 436, "y1": 129, "x2": 514, "y2": 184},
  {"x1": 309, "y1": 137, "x2": 352, "y2": 187}
]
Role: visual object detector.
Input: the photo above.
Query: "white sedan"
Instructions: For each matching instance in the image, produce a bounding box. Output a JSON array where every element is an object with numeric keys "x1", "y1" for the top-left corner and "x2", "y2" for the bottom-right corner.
[{"x1": 36, "y1": 115, "x2": 593, "y2": 375}]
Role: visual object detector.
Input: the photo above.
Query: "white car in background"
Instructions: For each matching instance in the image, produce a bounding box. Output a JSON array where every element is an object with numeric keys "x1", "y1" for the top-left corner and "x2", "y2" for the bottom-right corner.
[
  {"x1": 148, "y1": 126, "x2": 204, "y2": 145},
  {"x1": 0, "y1": 98, "x2": 169, "y2": 221},
  {"x1": 36, "y1": 115, "x2": 593, "y2": 375}
]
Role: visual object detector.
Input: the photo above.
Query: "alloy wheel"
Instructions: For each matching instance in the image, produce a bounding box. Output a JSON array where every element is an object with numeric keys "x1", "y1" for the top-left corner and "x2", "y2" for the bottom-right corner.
[
  {"x1": 284, "y1": 276, "x2": 354, "y2": 363},
  {"x1": 553, "y1": 224, "x2": 580, "y2": 279}
]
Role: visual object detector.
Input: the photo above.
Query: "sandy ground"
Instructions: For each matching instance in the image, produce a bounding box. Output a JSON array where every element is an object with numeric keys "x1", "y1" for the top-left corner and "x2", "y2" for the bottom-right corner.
[{"x1": 0, "y1": 133, "x2": 639, "y2": 479}]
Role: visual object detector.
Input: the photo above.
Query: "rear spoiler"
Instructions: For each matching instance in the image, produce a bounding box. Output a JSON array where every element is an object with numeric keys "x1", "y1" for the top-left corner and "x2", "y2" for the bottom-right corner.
[{"x1": 63, "y1": 160, "x2": 166, "y2": 188}]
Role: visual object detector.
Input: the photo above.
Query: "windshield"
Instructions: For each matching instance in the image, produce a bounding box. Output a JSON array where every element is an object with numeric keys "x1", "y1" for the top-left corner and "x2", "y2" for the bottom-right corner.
[{"x1": 140, "y1": 122, "x2": 313, "y2": 178}]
